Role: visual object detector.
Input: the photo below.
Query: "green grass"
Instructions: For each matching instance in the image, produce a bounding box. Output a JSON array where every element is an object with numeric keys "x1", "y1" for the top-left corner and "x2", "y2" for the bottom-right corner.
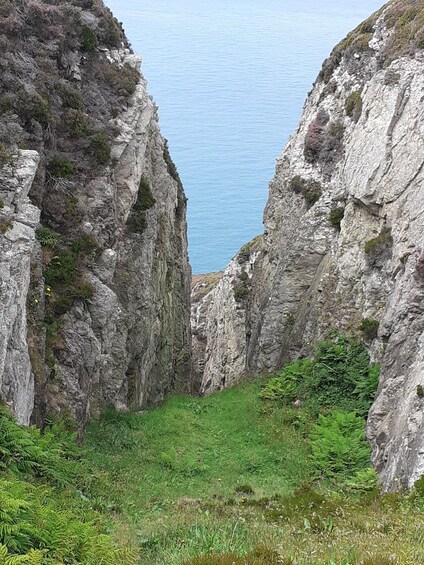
[
  {"x1": 3, "y1": 358, "x2": 424, "y2": 563},
  {"x1": 86, "y1": 382, "x2": 310, "y2": 499}
]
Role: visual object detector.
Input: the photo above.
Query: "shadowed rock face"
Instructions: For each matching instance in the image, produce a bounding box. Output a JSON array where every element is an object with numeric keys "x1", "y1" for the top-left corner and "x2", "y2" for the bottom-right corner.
[
  {"x1": 191, "y1": 0, "x2": 424, "y2": 490},
  {"x1": 0, "y1": 1, "x2": 192, "y2": 428}
]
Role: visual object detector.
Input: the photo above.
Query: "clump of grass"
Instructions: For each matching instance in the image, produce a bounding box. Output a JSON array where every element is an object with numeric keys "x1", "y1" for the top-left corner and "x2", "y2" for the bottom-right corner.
[
  {"x1": 345, "y1": 91, "x2": 363, "y2": 122},
  {"x1": 364, "y1": 227, "x2": 393, "y2": 266},
  {"x1": 289, "y1": 176, "x2": 322, "y2": 207},
  {"x1": 360, "y1": 317, "x2": 379, "y2": 340},
  {"x1": 128, "y1": 177, "x2": 156, "y2": 234},
  {"x1": 0, "y1": 217, "x2": 13, "y2": 234},
  {"x1": 328, "y1": 206, "x2": 345, "y2": 230},
  {"x1": 235, "y1": 484, "x2": 255, "y2": 495},
  {"x1": 47, "y1": 154, "x2": 75, "y2": 179},
  {"x1": 89, "y1": 131, "x2": 111, "y2": 165}
]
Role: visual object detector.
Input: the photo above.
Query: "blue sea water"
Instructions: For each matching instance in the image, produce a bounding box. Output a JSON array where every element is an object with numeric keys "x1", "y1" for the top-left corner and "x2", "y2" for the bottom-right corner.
[{"x1": 106, "y1": 1, "x2": 383, "y2": 273}]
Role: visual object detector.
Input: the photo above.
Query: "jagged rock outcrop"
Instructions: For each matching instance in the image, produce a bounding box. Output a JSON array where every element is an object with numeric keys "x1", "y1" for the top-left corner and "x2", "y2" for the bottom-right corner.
[
  {"x1": 192, "y1": 0, "x2": 424, "y2": 489},
  {"x1": 0, "y1": 1, "x2": 191, "y2": 427}
]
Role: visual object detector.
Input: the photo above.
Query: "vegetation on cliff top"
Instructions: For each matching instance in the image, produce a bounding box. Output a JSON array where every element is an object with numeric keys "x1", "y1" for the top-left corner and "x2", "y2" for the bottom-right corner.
[
  {"x1": 2, "y1": 334, "x2": 424, "y2": 563},
  {"x1": 318, "y1": 0, "x2": 424, "y2": 84}
]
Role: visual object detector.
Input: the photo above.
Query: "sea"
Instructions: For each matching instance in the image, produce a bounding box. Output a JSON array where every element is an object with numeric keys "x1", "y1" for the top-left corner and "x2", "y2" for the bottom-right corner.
[{"x1": 106, "y1": 0, "x2": 383, "y2": 274}]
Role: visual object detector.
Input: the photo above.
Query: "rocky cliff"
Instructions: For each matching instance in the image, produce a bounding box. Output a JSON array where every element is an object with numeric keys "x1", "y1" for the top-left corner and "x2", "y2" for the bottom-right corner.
[
  {"x1": 0, "y1": 0, "x2": 191, "y2": 428},
  {"x1": 192, "y1": 0, "x2": 424, "y2": 489}
]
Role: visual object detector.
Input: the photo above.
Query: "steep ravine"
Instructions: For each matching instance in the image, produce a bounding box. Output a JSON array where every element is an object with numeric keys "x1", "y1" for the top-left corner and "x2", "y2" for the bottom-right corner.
[
  {"x1": 0, "y1": 0, "x2": 191, "y2": 429},
  {"x1": 192, "y1": 0, "x2": 424, "y2": 490}
]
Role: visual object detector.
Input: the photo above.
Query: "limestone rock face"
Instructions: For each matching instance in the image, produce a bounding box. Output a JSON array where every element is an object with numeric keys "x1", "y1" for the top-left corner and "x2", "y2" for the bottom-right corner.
[
  {"x1": 0, "y1": 151, "x2": 40, "y2": 424},
  {"x1": 39, "y1": 54, "x2": 192, "y2": 424},
  {"x1": 192, "y1": 2, "x2": 424, "y2": 489},
  {"x1": 0, "y1": 42, "x2": 191, "y2": 426}
]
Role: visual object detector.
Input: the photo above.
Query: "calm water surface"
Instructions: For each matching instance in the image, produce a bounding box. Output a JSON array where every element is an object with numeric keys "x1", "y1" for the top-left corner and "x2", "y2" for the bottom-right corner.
[{"x1": 106, "y1": 0, "x2": 383, "y2": 273}]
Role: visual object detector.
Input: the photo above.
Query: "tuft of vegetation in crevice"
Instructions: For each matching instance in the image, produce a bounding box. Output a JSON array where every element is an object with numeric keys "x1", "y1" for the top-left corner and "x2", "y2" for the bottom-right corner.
[
  {"x1": 163, "y1": 138, "x2": 183, "y2": 187},
  {"x1": 127, "y1": 177, "x2": 156, "y2": 235},
  {"x1": 345, "y1": 91, "x2": 363, "y2": 122},
  {"x1": 360, "y1": 317, "x2": 379, "y2": 340},
  {"x1": 304, "y1": 110, "x2": 345, "y2": 173},
  {"x1": 364, "y1": 227, "x2": 393, "y2": 266},
  {"x1": 233, "y1": 269, "x2": 250, "y2": 303},
  {"x1": 328, "y1": 206, "x2": 345, "y2": 230},
  {"x1": 289, "y1": 176, "x2": 322, "y2": 207}
]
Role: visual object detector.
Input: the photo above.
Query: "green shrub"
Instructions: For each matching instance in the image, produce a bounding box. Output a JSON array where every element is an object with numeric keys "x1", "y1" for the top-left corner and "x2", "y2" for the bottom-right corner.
[
  {"x1": 310, "y1": 410, "x2": 371, "y2": 479},
  {"x1": 104, "y1": 62, "x2": 139, "y2": 97},
  {"x1": 417, "y1": 385, "x2": 424, "y2": 398},
  {"x1": 261, "y1": 335, "x2": 379, "y2": 415},
  {"x1": 65, "y1": 108, "x2": 88, "y2": 137},
  {"x1": 364, "y1": 227, "x2": 393, "y2": 261},
  {"x1": 360, "y1": 317, "x2": 379, "y2": 340},
  {"x1": 289, "y1": 176, "x2": 322, "y2": 207},
  {"x1": 260, "y1": 359, "x2": 312, "y2": 403},
  {"x1": 328, "y1": 206, "x2": 345, "y2": 230},
  {"x1": 47, "y1": 155, "x2": 75, "y2": 179},
  {"x1": 89, "y1": 132, "x2": 111, "y2": 165},
  {"x1": 58, "y1": 85, "x2": 84, "y2": 110},
  {"x1": 0, "y1": 143, "x2": 11, "y2": 166},
  {"x1": 0, "y1": 197, "x2": 4, "y2": 209},
  {"x1": 35, "y1": 226, "x2": 60, "y2": 247},
  {"x1": 17, "y1": 92, "x2": 49, "y2": 126},
  {"x1": 289, "y1": 175, "x2": 306, "y2": 194},
  {"x1": 345, "y1": 91, "x2": 363, "y2": 122},
  {"x1": 128, "y1": 177, "x2": 155, "y2": 234},
  {"x1": 234, "y1": 285, "x2": 249, "y2": 302},
  {"x1": 81, "y1": 25, "x2": 97, "y2": 53},
  {"x1": 303, "y1": 180, "x2": 322, "y2": 206}
]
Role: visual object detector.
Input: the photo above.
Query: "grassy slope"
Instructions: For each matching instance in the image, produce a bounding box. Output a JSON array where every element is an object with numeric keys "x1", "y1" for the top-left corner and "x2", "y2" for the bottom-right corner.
[
  {"x1": 2, "y1": 377, "x2": 424, "y2": 564},
  {"x1": 83, "y1": 381, "x2": 311, "y2": 562},
  {"x1": 80, "y1": 381, "x2": 424, "y2": 565}
]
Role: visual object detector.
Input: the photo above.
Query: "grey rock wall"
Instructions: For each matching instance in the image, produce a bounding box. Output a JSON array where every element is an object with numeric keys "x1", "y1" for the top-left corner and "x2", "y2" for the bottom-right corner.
[
  {"x1": 0, "y1": 50, "x2": 192, "y2": 427},
  {"x1": 192, "y1": 3, "x2": 424, "y2": 489},
  {"x1": 0, "y1": 151, "x2": 40, "y2": 424}
]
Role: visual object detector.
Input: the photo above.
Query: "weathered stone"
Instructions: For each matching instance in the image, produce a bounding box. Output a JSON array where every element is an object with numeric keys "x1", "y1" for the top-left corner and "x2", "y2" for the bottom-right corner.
[{"x1": 0, "y1": 151, "x2": 40, "y2": 424}]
